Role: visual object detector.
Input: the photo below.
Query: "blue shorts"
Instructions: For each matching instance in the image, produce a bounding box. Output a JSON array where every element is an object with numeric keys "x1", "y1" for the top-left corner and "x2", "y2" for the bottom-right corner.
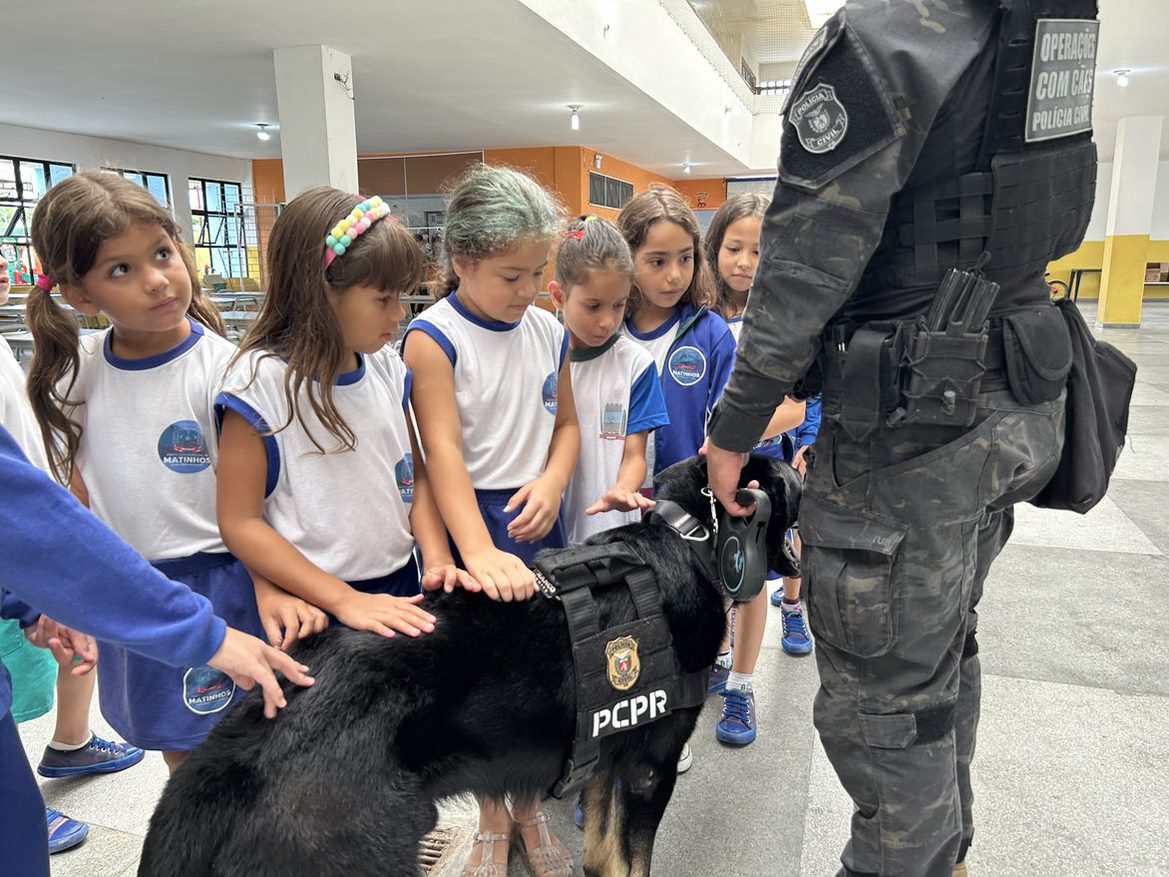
[
  {"x1": 97, "y1": 553, "x2": 263, "y2": 752},
  {"x1": 452, "y1": 488, "x2": 567, "y2": 567}
]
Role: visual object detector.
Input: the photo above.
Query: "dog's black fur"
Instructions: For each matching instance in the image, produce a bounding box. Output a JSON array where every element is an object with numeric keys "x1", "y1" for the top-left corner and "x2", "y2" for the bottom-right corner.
[{"x1": 139, "y1": 455, "x2": 800, "y2": 877}]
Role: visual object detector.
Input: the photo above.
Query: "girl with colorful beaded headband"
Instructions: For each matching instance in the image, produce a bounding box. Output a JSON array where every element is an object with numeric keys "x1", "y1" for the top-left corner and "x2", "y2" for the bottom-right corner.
[{"x1": 217, "y1": 187, "x2": 477, "y2": 657}]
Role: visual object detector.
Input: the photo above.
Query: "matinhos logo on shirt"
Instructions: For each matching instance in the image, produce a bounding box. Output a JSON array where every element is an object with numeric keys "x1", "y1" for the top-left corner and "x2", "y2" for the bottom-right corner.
[
  {"x1": 157, "y1": 420, "x2": 211, "y2": 473},
  {"x1": 395, "y1": 454, "x2": 414, "y2": 505},
  {"x1": 668, "y1": 346, "x2": 707, "y2": 387},
  {"x1": 542, "y1": 372, "x2": 558, "y2": 414}
]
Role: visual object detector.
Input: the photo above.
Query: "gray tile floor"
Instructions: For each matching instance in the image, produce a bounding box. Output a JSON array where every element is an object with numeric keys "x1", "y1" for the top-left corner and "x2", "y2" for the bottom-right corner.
[{"x1": 19, "y1": 302, "x2": 1169, "y2": 876}]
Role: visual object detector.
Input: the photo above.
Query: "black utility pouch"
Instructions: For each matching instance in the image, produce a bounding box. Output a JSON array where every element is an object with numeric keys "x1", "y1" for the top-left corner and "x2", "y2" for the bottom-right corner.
[
  {"x1": 896, "y1": 320, "x2": 988, "y2": 427},
  {"x1": 1002, "y1": 307, "x2": 1072, "y2": 405}
]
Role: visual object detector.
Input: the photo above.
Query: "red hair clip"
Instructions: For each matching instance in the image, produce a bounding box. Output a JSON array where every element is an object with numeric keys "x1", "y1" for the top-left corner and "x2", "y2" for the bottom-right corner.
[{"x1": 563, "y1": 230, "x2": 585, "y2": 240}]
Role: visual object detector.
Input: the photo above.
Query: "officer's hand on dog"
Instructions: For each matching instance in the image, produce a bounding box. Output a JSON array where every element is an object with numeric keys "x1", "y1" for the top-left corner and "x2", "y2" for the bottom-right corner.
[
  {"x1": 700, "y1": 440, "x2": 755, "y2": 518},
  {"x1": 421, "y1": 562, "x2": 482, "y2": 594},
  {"x1": 586, "y1": 487, "x2": 654, "y2": 516},
  {"x1": 333, "y1": 591, "x2": 437, "y2": 639},
  {"x1": 207, "y1": 628, "x2": 315, "y2": 719},
  {"x1": 26, "y1": 615, "x2": 99, "y2": 675},
  {"x1": 505, "y1": 477, "x2": 563, "y2": 543},
  {"x1": 463, "y1": 548, "x2": 536, "y2": 602},
  {"x1": 255, "y1": 581, "x2": 329, "y2": 651}
]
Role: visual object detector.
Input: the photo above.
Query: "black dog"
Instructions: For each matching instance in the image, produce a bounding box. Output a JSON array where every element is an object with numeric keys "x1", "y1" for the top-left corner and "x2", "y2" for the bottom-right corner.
[{"x1": 139, "y1": 455, "x2": 800, "y2": 877}]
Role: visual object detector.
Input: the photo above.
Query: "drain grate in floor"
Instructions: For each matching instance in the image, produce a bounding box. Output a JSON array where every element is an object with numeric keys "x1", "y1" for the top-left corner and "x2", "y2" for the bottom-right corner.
[{"x1": 419, "y1": 826, "x2": 471, "y2": 875}]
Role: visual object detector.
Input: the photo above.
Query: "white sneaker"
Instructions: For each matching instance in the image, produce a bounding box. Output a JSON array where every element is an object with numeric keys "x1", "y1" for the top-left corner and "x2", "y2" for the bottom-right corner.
[{"x1": 676, "y1": 742, "x2": 693, "y2": 774}]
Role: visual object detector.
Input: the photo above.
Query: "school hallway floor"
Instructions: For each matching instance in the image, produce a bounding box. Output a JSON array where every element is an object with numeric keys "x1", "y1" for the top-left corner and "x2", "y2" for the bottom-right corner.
[{"x1": 21, "y1": 302, "x2": 1169, "y2": 877}]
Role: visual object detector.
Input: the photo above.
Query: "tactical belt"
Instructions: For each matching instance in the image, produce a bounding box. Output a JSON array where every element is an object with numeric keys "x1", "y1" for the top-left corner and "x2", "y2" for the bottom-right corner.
[
  {"x1": 533, "y1": 543, "x2": 708, "y2": 799},
  {"x1": 822, "y1": 320, "x2": 1011, "y2": 440}
]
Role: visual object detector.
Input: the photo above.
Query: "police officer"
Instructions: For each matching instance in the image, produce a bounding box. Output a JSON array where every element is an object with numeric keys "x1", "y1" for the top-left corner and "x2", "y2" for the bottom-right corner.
[{"x1": 705, "y1": 2, "x2": 1098, "y2": 875}]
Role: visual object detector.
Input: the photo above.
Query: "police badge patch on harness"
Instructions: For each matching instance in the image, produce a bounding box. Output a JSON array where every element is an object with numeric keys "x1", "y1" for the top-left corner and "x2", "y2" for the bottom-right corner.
[
  {"x1": 789, "y1": 84, "x2": 849, "y2": 154},
  {"x1": 605, "y1": 636, "x2": 640, "y2": 691}
]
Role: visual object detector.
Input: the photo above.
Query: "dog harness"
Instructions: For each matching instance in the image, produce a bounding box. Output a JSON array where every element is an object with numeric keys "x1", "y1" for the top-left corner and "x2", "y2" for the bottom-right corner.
[
  {"x1": 533, "y1": 542, "x2": 708, "y2": 798},
  {"x1": 534, "y1": 489, "x2": 773, "y2": 799}
]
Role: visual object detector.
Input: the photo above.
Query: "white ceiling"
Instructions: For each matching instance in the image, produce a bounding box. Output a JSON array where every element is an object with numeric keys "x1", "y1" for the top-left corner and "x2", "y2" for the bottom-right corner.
[
  {"x1": 0, "y1": 0, "x2": 755, "y2": 177},
  {"x1": 0, "y1": 0, "x2": 1165, "y2": 177}
]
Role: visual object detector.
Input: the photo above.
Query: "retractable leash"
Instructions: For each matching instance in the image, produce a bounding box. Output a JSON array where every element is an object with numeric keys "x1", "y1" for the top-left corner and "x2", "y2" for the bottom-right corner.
[{"x1": 705, "y1": 487, "x2": 772, "y2": 603}]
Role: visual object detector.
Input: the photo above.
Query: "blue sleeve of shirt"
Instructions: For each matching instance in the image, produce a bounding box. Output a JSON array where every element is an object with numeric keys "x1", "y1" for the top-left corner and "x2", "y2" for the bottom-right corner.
[
  {"x1": 626, "y1": 362, "x2": 670, "y2": 435},
  {"x1": 403, "y1": 367, "x2": 413, "y2": 414},
  {"x1": 0, "y1": 593, "x2": 39, "y2": 629},
  {"x1": 559, "y1": 330, "x2": 569, "y2": 370},
  {"x1": 706, "y1": 318, "x2": 738, "y2": 416},
  {"x1": 792, "y1": 395, "x2": 823, "y2": 447},
  {"x1": 0, "y1": 426, "x2": 226, "y2": 668}
]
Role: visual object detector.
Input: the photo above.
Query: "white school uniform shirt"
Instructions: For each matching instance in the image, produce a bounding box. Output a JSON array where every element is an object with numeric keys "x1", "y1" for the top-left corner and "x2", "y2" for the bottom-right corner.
[
  {"x1": 216, "y1": 346, "x2": 415, "y2": 583},
  {"x1": 0, "y1": 335, "x2": 49, "y2": 472},
  {"x1": 727, "y1": 315, "x2": 744, "y2": 342},
  {"x1": 563, "y1": 334, "x2": 669, "y2": 546},
  {"x1": 403, "y1": 293, "x2": 567, "y2": 491},
  {"x1": 62, "y1": 319, "x2": 232, "y2": 561}
]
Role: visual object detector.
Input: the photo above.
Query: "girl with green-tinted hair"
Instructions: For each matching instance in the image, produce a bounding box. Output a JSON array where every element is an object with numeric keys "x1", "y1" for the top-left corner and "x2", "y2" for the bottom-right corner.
[{"x1": 402, "y1": 164, "x2": 579, "y2": 877}]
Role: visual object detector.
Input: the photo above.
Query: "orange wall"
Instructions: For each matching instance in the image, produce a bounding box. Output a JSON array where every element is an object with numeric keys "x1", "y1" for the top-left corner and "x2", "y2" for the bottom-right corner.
[
  {"x1": 251, "y1": 159, "x2": 285, "y2": 204},
  {"x1": 672, "y1": 178, "x2": 726, "y2": 211},
  {"x1": 254, "y1": 151, "x2": 723, "y2": 218}
]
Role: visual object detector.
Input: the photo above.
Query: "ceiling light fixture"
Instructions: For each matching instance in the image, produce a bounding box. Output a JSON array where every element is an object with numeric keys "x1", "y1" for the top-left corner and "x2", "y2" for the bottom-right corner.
[
  {"x1": 594, "y1": 154, "x2": 603, "y2": 170},
  {"x1": 1115, "y1": 69, "x2": 1131, "y2": 88},
  {"x1": 682, "y1": 162, "x2": 693, "y2": 175},
  {"x1": 569, "y1": 105, "x2": 581, "y2": 131},
  {"x1": 256, "y1": 123, "x2": 271, "y2": 141}
]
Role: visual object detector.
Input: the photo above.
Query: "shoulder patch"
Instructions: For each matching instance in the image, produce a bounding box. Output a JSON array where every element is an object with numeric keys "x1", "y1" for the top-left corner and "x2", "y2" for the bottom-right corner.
[
  {"x1": 789, "y1": 84, "x2": 849, "y2": 154},
  {"x1": 779, "y1": 26, "x2": 905, "y2": 191}
]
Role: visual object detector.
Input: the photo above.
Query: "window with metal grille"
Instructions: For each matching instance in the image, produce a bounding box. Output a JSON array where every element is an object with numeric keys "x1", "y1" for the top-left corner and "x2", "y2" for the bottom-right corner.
[
  {"x1": 189, "y1": 177, "x2": 247, "y2": 278},
  {"x1": 588, "y1": 172, "x2": 634, "y2": 210},
  {"x1": 106, "y1": 167, "x2": 171, "y2": 208},
  {"x1": 0, "y1": 156, "x2": 75, "y2": 286}
]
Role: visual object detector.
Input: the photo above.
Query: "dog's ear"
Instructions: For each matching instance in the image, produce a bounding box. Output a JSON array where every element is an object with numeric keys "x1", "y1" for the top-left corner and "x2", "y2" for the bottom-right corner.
[{"x1": 741, "y1": 454, "x2": 801, "y2": 531}]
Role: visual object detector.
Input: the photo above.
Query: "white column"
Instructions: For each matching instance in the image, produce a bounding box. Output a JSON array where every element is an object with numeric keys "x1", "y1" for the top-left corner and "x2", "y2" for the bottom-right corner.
[
  {"x1": 272, "y1": 45, "x2": 359, "y2": 199},
  {"x1": 1098, "y1": 116, "x2": 1163, "y2": 327}
]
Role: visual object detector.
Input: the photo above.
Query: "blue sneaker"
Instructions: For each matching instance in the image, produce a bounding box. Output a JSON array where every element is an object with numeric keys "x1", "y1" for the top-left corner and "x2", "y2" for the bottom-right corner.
[
  {"x1": 715, "y1": 687, "x2": 757, "y2": 746},
  {"x1": 770, "y1": 587, "x2": 786, "y2": 607},
  {"x1": 37, "y1": 733, "x2": 145, "y2": 778},
  {"x1": 708, "y1": 661, "x2": 731, "y2": 695},
  {"x1": 46, "y1": 809, "x2": 89, "y2": 854},
  {"x1": 781, "y1": 601, "x2": 814, "y2": 655}
]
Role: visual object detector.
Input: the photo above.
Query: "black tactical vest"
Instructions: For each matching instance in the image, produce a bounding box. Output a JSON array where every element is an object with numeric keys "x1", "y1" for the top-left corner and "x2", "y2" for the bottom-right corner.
[{"x1": 853, "y1": 0, "x2": 1099, "y2": 318}]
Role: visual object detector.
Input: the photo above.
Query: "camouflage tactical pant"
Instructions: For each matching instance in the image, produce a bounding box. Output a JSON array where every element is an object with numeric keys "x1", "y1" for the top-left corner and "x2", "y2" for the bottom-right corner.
[{"x1": 801, "y1": 388, "x2": 1065, "y2": 877}]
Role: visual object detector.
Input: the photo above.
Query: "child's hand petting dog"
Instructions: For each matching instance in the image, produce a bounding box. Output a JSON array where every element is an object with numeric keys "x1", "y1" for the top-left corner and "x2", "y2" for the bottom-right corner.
[
  {"x1": 421, "y1": 562, "x2": 482, "y2": 594},
  {"x1": 505, "y1": 476, "x2": 563, "y2": 543},
  {"x1": 462, "y1": 548, "x2": 536, "y2": 602},
  {"x1": 586, "y1": 486, "x2": 654, "y2": 516},
  {"x1": 333, "y1": 591, "x2": 437, "y2": 639},
  {"x1": 254, "y1": 578, "x2": 329, "y2": 650}
]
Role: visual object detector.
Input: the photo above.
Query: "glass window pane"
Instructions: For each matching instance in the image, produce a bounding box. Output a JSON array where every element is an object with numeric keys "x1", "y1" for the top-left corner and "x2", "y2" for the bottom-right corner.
[
  {"x1": 20, "y1": 162, "x2": 48, "y2": 201},
  {"x1": 224, "y1": 184, "x2": 240, "y2": 212},
  {"x1": 191, "y1": 215, "x2": 206, "y2": 245},
  {"x1": 207, "y1": 215, "x2": 225, "y2": 245},
  {"x1": 188, "y1": 180, "x2": 204, "y2": 212},
  {"x1": 49, "y1": 164, "x2": 72, "y2": 186},
  {"x1": 224, "y1": 217, "x2": 239, "y2": 245},
  {"x1": 146, "y1": 175, "x2": 169, "y2": 207},
  {"x1": 206, "y1": 183, "x2": 223, "y2": 212},
  {"x1": 0, "y1": 160, "x2": 17, "y2": 201}
]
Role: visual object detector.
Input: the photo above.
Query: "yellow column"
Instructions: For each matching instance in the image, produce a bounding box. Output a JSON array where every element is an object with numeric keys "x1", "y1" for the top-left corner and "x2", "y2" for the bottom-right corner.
[{"x1": 1098, "y1": 117, "x2": 1164, "y2": 327}]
